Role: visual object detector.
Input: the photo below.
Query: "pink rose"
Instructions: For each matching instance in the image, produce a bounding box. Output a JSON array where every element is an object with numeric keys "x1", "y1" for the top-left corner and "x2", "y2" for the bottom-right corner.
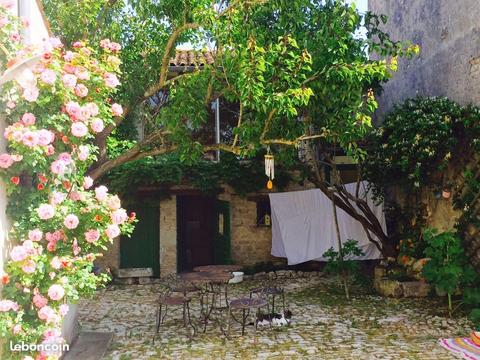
[
  {"x1": 37, "y1": 204, "x2": 55, "y2": 220},
  {"x1": 0, "y1": 153, "x2": 13, "y2": 168},
  {"x1": 63, "y1": 63, "x2": 77, "y2": 74},
  {"x1": 69, "y1": 191, "x2": 82, "y2": 201},
  {"x1": 22, "y1": 259, "x2": 36, "y2": 274},
  {"x1": 71, "y1": 122, "x2": 88, "y2": 137},
  {"x1": 106, "y1": 195, "x2": 121, "y2": 210},
  {"x1": 111, "y1": 209, "x2": 128, "y2": 225},
  {"x1": 38, "y1": 306, "x2": 60, "y2": 324},
  {"x1": 63, "y1": 51, "x2": 75, "y2": 62},
  {"x1": 0, "y1": 300, "x2": 19, "y2": 312},
  {"x1": 50, "y1": 256, "x2": 61, "y2": 270},
  {"x1": 109, "y1": 42, "x2": 122, "y2": 52},
  {"x1": 75, "y1": 67, "x2": 90, "y2": 80},
  {"x1": 40, "y1": 69, "x2": 56, "y2": 85},
  {"x1": 90, "y1": 118, "x2": 104, "y2": 133},
  {"x1": 74, "y1": 84, "x2": 88, "y2": 98},
  {"x1": 59, "y1": 304, "x2": 69, "y2": 316},
  {"x1": 105, "y1": 224, "x2": 120, "y2": 239},
  {"x1": 85, "y1": 229, "x2": 100, "y2": 243},
  {"x1": 0, "y1": 17, "x2": 8, "y2": 27},
  {"x1": 12, "y1": 324, "x2": 21, "y2": 335},
  {"x1": 47, "y1": 241, "x2": 56, "y2": 252},
  {"x1": 46, "y1": 145, "x2": 55, "y2": 156},
  {"x1": 48, "y1": 37, "x2": 63, "y2": 49},
  {"x1": 21, "y1": 112, "x2": 36, "y2": 125},
  {"x1": 100, "y1": 39, "x2": 111, "y2": 49},
  {"x1": 111, "y1": 103, "x2": 123, "y2": 116},
  {"x1": 78, "y1": 145, "x2": 89, "y2": 161},
  {"x1": 10, "y1": 246, "x2": 27, "y2": 262},
  {"x1": 58, "y1": 152, "x2": 72, "y2": 163},
  {"x1": 22, "y1": 131, "x2": 39, "y2": 147},
  {"x1": 62, "y1": 74, "x2": 77, "y2": 89},
  {"x1": 95, "y1": 185, "x2": 108, "y2": 201},
  {"x1": 23, "y1": 87, "x2": 39, "y2": 102},
  {"x1": 50, "y1": 160, "x2": 67, "y2": 175},
  {"x1": 28, "y1": 229, "x2": 43, "y2": 242},
  {"x1": 64, "y1": 214, "x2": 79, "y2": 229},
  {"x1": 83, "y1": 176, "x2": 93, "y2": 189},
  {"x1": 6, "y1": 101, "x2": 15, "y2": 109},
  {"x1": 10, "y1": 32, "x2": 20, "y2": 42},
  {"x1": 37, "y1": 129, "x2": 54, "y2": 146},
  {"x1": 33, "y1": 294, "x2": 48, "y2": 309},
  {"x1": 104, "y1": 73, "x2": 120, "y2": 88},
  {"x1": 65, "y1": 101, "x2": 81, "y2": 120},
  {"x1": 73, "y1": 238, "x2": 81, "y2": 256},
  {"x1": 47, "y1": 284, "x2": 65, "y2": 301},
  {"x1": 11, "y1": 154, "x2": 22, "y2": 162},
  {"x1": 51, "y1": 191, "x2": 66, "y2": 205},
  {"x1": 84, "y1": 102, "x2": 99, "y2": 116}
]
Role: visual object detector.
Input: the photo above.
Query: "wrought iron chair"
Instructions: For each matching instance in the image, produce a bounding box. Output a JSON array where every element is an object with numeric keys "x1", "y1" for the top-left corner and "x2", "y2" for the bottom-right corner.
[
  {"x1": 152, "y1": 274, "x2": 198, "y2": 343},
  {"x1": 249, "y1": 277, "x2": 286, "y2": 316}
]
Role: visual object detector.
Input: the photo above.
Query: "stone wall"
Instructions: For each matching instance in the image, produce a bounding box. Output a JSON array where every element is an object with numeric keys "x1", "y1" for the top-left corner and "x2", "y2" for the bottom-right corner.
[
  {"x1": 369, "y1": 0, "x2": 480, "y2": 118},
  {"x1": 159, "y1": 195, "x2": 177, "y2": 276}
]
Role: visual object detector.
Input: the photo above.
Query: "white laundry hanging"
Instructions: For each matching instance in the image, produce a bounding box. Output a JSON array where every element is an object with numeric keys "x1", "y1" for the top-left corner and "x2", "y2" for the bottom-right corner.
[{"x1": 269, "y1": 182, "x2": 385, "y2": 265}]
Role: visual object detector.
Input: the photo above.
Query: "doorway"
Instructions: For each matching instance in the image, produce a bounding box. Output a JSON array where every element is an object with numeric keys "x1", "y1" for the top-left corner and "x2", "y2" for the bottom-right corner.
[{"x1": 177, "y1": 195, "x2": 216, "y2": 272}]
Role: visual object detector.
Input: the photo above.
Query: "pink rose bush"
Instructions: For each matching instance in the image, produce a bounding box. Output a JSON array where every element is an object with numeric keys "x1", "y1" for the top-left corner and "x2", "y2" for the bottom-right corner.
[{"x1": 0, "y1": 9, "x2": 135, "y2": 359}]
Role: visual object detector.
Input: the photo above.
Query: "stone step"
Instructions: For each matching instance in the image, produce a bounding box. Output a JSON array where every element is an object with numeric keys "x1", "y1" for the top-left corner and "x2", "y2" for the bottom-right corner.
[{"x1": 62, "y1": 331, "x2": 113, "y2": 360}]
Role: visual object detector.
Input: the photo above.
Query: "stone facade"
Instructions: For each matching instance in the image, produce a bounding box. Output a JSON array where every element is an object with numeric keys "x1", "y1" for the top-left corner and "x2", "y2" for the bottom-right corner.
[
  {"x1": 369, "y1": 0, "x2": 480, "y2": 118},
  {"x1": 159, "y1": 195, "x2": 177, "y2": 276}
]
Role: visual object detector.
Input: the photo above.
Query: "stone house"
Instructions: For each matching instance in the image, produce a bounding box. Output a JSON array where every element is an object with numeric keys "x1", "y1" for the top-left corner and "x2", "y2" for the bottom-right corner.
[{"x1": 97, "y1": 50, "x2": 362, "y2": 278}]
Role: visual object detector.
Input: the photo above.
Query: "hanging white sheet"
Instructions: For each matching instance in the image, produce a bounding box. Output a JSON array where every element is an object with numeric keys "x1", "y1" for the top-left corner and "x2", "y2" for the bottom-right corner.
[{"x1": 269, "y1": 182, "x2": 385, "y2": 265}]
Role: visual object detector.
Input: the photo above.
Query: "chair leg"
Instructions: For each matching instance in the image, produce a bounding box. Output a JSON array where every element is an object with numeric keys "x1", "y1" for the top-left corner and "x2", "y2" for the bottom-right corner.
[
  {"x1": 241, "y1": 309, "x2": 246, "y2": 336},
  {"x1": 187, "y1": 301, "x2": 196, "y2": 338},
  {"x1": 253, "y1": 308, "x2": 258, "y2": 345},
  {"x1": 156, "y1": 304, "x2": 163, "y2": 334}
]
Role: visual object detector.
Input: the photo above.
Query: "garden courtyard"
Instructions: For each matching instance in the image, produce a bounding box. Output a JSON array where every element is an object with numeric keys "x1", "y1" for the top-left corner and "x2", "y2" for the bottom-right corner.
[{"x1": 77, "y1": 274, "x2": 472, "y2": 359}]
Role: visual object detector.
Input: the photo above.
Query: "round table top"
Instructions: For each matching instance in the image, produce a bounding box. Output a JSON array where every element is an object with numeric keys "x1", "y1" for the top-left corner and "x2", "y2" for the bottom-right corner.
[
  {"x1": 193, "y1": 264, "x2": 243, "y2": 273},
  {"x1": 229, "y1": 297, "x2": 268, "y2": 310},
  {"x1": 179, "y1": 271, "x2": 233, "y2": 283}
]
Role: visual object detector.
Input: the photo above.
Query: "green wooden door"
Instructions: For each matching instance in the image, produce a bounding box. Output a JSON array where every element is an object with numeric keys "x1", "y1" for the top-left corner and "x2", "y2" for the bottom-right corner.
[
  {"x1": 120, "y1": 203, "x2": 160, "y2": 277},
  {"x1": 214, "y1": 200, "x2": 231, "y2": 264}
]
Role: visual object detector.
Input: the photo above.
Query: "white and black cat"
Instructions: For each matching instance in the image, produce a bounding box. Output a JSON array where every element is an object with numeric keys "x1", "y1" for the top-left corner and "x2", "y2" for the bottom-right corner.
[{"x1": 249, "y1": 310, "x2": 292, "y2": 327}]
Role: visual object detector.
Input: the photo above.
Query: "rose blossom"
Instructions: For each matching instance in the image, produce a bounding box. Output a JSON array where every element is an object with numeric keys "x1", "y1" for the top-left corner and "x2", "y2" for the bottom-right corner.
[
  {"x1": 109, "y1": 42, "x2": 121, "y2": 52},
  {"x1": 10, "y1": 246, "x2": 27, "y2": 262},
  {"x1": 63, "y1": 63, "x2": 77, "y2": 74},
  {"x1": 64, "y1": 214, "x2": 79, "y2": 229},
  {"x1": 37, "y1": 129, "x2": 54, "y2": 146},
  {"x1": 33, "y1": 294, "x2": 48, "y2": 309},
  {"x1": 111, "y1": 103, "x2": 123, "y2": 116},
  {"x1": 106, "y1": 195, "x2": 121, "y2": 210},
  {"x1": 78, "y1": 145, "x2": 89, "y2": 161},
  {"x1": 21, "y1": 112, "x2": 36, "y2": 125},
  {"x1": 6, "y1": 100, "x2": 15, "y2": 109},
  {"x1": 11, "y1": 154, "x2": 22, "y2": 162},
  {"x1": 37, "y1": 204, "x2": 55, "y2": 220},
  {"x1": 22, "y1": 259, "x2": 36, "y2": 274},
  {"x1": 0, "y1": 153, "x2": 13, "y2": 168},
  {"x1": 58, "y1": 152, "x2": 72, "y2": 163},
  {"x1": 63, "y1": 51, "x2": 75, "y2": 62},
  {"x1": 75, "y1": 66, "x2": 90, "y2": 80},
  {"x1": 73, "y1": 239, "x2": 81, "y2": 256},
  {"x1": 59, "y1": 304, "x2": 69, "y2": 316},
  {"x1": 48, "y1": 37, "x2": 63, "y2": 48},
  {"x1": 104, "y1": 73, "x2": 120, "y2": 88},
  {"x1": 46, "y1": 145, "x2": 55, "y2": 156},
  {"x1": 85, "y1": 229, "x2": 100, "y2": 243},
  {"x1": 12, "y1": 324, "x2": 21, "y2": 335},
  {"x1": 28, "y1": 229, "x2": 43, "y2": 242},
  {"x1": 105, "y1": 224, "x2": 120, "y2": 239},
  {"x1": 83, "y1": 176, "x2": 93, "y2": 189},
  {"x1": 23, "y1": 87, "x2": 39, "y2": 102},
  {"x1": 62, "y1": 74, "x2": 77, "y2": 89},
  {"x1": 38, "y1": 306, "x2": 60, "y2": 324},
  {"x1": 65, "y1": 101, "x2": 81, "y2": 120},
  {"x1": 40, "y1": 69, "x2": 56, "y2": 85},
  {"x1": 95, "y1": 185, "x2": 108, "y2": 201},
  {"x1": 50, "y1": 160, "x2": 67, "y2": 175},
  {"x1": 0, "y1": 17, "x2": 7, "y2": 27},
  {"x1": 47, "y1": 284, "x2": 65, "y2": 301},
  {"x1": 22, "y1": 131, "x2": 39, "y2": 147},
  {"x1": 84, "y1": 102, "x2": 99, "y2": 116},
  {"x1": 90, "y1": 118, "x2": 104, "y2": 133},
  {"x1": 71, "y1": 122, "x2": 88, "y2": 137},
  {"x1": 100, "y1": 38, "x2": 111, "y2": 49},
  {"x1": 50, "y1": 256, "x2": 62, "y2": 270},
  {"x1": 0, "y1": 300, "x2": 19, "y2": 312},
  {"x1": 111, "y1": 209, "x2": 128, "y2": 225},
  {"x1": 74, "y1": 84, "x2": 88, "y2": 97}
]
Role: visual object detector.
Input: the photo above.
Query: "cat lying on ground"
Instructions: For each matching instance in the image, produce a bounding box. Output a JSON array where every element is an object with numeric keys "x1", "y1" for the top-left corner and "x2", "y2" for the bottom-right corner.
[{"x1": 248, "y1": 310, "x2": 292, "y2": 327}]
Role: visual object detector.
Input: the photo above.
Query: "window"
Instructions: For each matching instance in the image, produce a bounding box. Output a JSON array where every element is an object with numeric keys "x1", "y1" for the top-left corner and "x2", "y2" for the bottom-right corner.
[{"x1": 256, "y1": 199, "x2": 271, "y2": 227}]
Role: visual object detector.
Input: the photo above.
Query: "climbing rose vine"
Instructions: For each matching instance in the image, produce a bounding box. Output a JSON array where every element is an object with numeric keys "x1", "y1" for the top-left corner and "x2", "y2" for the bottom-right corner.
[{"x1": 0, "y1": 6, "x2": 134, "y2": 359}]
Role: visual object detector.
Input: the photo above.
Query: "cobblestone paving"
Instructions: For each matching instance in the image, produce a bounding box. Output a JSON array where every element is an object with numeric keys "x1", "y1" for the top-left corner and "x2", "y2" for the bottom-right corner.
[{"x1": 77, "y1": 276, "x2": 473, "y2": 359}]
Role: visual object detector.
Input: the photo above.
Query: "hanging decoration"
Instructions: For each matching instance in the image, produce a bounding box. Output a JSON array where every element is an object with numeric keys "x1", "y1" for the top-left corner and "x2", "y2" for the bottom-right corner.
[{"x1": 265, "y1": 147, "x2": 275, "y2": 190}]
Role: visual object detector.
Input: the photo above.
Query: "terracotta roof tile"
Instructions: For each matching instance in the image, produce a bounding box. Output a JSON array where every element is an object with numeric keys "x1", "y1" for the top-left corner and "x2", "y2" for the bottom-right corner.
[{"x1": 169, "y1": 49, "x2": 216, "y2": 67}]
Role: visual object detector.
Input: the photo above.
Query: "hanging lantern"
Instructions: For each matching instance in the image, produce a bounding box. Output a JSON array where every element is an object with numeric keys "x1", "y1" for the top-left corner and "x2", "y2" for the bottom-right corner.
[{"x1": 265, "y1": 149, "x2": 275, "y2": 190}]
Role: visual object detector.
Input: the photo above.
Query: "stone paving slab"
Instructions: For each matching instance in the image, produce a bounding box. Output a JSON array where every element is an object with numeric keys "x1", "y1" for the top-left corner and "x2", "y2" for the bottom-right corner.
[{"x1": 77, "y1": 276, "x2": 471, "y2": 359}]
